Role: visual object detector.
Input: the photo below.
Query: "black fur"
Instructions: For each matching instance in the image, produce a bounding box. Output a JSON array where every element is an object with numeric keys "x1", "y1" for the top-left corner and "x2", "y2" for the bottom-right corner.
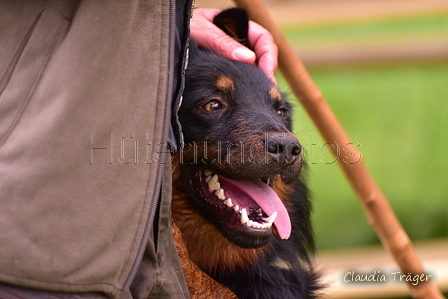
[{"x1": 175, "y1": 8, "x2": 322, "y2": 298}]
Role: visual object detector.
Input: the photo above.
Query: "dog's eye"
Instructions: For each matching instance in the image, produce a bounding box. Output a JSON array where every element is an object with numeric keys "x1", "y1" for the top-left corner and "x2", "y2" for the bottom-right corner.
[
  {"x1": 277, "y1": 108, "x2": 287, "y2": 117},
  {"x1": 203, "y1": 99, "x2": 223, "y2": 112}
]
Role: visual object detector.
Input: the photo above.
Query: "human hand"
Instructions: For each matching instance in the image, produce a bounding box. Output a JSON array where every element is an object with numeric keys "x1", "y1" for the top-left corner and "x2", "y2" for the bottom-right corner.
[{"x1": 190, "y1": 8, "x2": 278, "y2": 84}]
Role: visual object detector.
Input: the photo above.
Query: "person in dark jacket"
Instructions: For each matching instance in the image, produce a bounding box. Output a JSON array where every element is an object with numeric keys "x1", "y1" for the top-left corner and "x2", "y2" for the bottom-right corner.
[{"x1": 0, "y1": 1, "x2": 277, "y2": 298}]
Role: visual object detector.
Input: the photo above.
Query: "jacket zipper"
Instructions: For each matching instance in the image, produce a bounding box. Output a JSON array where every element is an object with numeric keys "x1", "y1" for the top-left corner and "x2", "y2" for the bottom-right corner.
[{"x1": 122, "y1": 0, "x2": 179, "y2": 292}]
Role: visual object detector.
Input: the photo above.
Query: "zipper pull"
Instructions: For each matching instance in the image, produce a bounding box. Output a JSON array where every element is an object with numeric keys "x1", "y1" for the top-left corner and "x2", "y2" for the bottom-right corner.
[{"x1": 191, "y1": 0, "x2": 196, "y2": 18}]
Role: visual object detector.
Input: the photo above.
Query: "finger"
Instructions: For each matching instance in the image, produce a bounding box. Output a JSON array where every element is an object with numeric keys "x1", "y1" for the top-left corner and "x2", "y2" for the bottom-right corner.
[
  {"x1": 190, "y1": 16, "x2": 256, "y2": 65},
  {"x1": 191, "y1": 9, "x2": 277, "y2": 83},
  {"x1": 192, "y1": 8, "x2": 221, "y2": 21},
  {"x1": 247, "y1": 21, "x2": 278, "y2": 83}
]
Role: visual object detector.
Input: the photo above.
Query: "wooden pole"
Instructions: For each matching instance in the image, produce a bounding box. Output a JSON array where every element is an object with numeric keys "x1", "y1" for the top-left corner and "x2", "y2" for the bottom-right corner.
[{"x1": 233, "y1": 1, "x2": 445, "y2": 298}]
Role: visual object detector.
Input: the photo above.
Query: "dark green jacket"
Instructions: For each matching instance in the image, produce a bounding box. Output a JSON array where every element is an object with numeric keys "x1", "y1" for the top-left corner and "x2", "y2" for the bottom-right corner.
[{"x1": 0, "y1": 0, "x2": 191, "y2": 298}]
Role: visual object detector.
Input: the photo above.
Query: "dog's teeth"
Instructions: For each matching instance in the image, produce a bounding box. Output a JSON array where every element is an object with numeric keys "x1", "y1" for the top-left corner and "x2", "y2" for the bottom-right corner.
[
  {"x1": 263, "y1": 211, "x2": 278, "y2": 224},
  {"x1": 215, "y1": 188, "x2": 225, "y2": 200},
  {"x1": 242, "y1": 214, "x2": 272, "y2": 230},
  {"x1": 262, "y1": 223, "x2": 272, "y2": 229},
  {"x1": 208, "y1": 174, "x2": 220, "y2": 191},
  {"x1": 240, "y1": 208, "x2": 249, "y2": 224},
  {"x1": 250, "y1": 221, "x2": 264, "y2": 229},
  {"x1": 209, "y1": 174, "x2": 218, "y2": 184},
  {"x1": 249, "y1": 221, "x2": 259, "y2": 229},
  {"x1": 210, "y1": 182, "x2": 220, "y2": 191},
  {"x1": 204, "y1": 170, "x2": 212, "y2": 176},
  {"x1": 234, "y1": 205, "x2": 240, "y2": 212},
  {"x1": 224, "y1": 198, "x2": 233, "y2": 208}
]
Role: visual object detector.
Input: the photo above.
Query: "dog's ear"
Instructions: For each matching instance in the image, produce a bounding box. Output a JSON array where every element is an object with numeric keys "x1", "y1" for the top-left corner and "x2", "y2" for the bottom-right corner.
[{"x1": 213, "y1": 8, "x2": 251, "y2": 49}]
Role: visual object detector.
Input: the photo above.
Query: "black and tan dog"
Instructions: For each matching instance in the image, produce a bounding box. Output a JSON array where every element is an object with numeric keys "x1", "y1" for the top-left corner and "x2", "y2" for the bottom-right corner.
[{"x1": 172, "y1": 9, "x2": 321, "y2": 299}]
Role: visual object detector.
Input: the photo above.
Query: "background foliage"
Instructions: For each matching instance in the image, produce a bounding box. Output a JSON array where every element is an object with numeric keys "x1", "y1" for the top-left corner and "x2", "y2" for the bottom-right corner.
[{"x1": 280, "y1": 13, "x2": 448, "y2": 250}]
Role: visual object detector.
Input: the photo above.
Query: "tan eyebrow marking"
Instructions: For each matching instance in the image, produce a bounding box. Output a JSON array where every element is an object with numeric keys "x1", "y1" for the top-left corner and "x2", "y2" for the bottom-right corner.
[
  {"x1": 215, "y1": 75, "x2": 235, "y2": 93},
  {"x1": 269, "y1": 86, "x2": 282, "y2": 102}
]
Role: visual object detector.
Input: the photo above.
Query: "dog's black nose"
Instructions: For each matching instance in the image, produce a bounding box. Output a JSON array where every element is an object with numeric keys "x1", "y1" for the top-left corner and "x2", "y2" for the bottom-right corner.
[{"x1": 266, "y1": 133, "x2": 301, "y2": 164}]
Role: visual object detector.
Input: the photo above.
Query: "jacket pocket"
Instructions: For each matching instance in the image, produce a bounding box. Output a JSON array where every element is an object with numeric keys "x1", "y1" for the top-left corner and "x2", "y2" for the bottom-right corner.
[{"x1": 0, "y1": 8, "x2": 70, "y2": 146}]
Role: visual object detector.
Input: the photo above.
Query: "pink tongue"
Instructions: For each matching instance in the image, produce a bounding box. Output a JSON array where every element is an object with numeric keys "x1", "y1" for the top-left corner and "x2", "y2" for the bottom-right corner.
[{"x1": 219, "y1": 177, "x2": 292, "y2": 239}]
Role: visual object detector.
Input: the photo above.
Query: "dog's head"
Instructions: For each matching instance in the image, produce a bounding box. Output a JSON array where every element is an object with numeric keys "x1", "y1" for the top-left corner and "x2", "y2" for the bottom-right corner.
[{"x1": 173, "y1": 9, "x2": 304, "y2": 258}]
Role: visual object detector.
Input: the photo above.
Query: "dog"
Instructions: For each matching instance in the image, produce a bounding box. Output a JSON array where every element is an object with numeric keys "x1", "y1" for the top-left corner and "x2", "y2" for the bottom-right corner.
[{"x1": 171, "y1": 8, "x2": 321, "y2": 299}]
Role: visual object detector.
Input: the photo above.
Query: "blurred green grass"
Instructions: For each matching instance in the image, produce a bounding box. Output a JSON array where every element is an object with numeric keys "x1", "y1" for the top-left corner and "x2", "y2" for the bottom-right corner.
[{"x1": 279, "y1": 14, "x2": 448, "y2": 250}]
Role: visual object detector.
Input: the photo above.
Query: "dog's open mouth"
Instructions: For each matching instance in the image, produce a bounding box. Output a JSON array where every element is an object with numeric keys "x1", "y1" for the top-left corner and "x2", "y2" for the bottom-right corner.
[{"x1": 189, "y1": 169, "x2": 292, "y2": 248}]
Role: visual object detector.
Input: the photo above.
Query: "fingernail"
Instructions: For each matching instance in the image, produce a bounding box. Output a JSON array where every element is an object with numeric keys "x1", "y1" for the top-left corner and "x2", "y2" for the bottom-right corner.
[{"x1": 232, "y1": 48, "x2": 255, "y2": 60}]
